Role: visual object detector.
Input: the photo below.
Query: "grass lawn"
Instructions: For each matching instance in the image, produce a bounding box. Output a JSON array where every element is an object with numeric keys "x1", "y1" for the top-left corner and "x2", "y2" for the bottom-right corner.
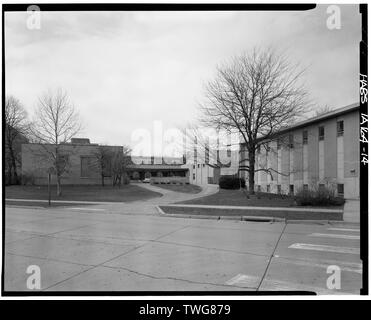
[
  {"x1": 5, "y1": 200, "x2": 95, "y2": 208},
  {"x1": 177, "y1": 189, "x2": 344, "y2": 209},
  {"x1": 5, "y1": 184, "x2": 162, "y2": 203},
  {"x1": 151, "y1": 183, "x2": 202, "y2": 194}
]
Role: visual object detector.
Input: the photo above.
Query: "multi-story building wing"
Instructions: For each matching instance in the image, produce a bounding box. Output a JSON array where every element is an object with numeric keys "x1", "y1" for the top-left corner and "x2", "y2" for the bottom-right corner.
[{"x1": 240, "y1": 103, "x2": 360, "y2": 199}]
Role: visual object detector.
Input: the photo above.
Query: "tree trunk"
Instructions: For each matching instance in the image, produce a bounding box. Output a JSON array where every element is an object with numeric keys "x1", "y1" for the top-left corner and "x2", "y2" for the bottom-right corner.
[
  {"x1": 56, "y1": 175, "x2": 62, "y2": 197},
  {"x1": 11, "y1": 156, "x2": 19, "y2": 184},
  {"x1": 7, "y1": 143, "x2": 18, "y2": 185},
  {"x1": 101, "y1": 174, "x2": 105, "y2": 187},
  {"x1": 248, "y1": 149, "x2": 255, "y2": 194}
]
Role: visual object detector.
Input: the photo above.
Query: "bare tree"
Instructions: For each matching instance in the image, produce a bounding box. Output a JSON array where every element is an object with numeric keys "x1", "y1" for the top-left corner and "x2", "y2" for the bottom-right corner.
[
  {"x1": 30, "y1": 89, "x2": 82, "y2": 196},
  {"x1": 200, "y1": 48, "x2": 310, "y2": 194},
  {"x1": 5, "y1": 96, "x2": 30, "y2": 184},
  {"x1": 181, "y1": 125, "x2": 233, "y2": 169},
  {"x1": 315, "y1": 104, "x2": 333, "y2": 116},
  {"x1": 93, "y1": 146, "x2": 114, "y2": 187},
  {"x1": 112, "y1": 146, "x2": 131, "y2": 187}
]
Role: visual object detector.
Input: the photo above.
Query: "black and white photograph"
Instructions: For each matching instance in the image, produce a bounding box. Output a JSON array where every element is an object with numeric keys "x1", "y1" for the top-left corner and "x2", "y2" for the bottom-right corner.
[{"x1": 1, "y1": 2, "x2": 368, "y2": 297}]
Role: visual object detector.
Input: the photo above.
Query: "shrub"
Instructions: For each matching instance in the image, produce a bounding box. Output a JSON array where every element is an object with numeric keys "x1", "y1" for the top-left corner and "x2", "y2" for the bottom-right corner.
[
  {"x1": 122, "y1": 174, "x2": 130, "y2": 185},
  {"x1": 295, "y1": 186, "x2": 345, "y2": 206},
  {"x1": 132, "y1": 171, "x2": 140, "y2": 180},
  {"x1": 219, "y1": 175, "x2": 246, "y2": 190}
]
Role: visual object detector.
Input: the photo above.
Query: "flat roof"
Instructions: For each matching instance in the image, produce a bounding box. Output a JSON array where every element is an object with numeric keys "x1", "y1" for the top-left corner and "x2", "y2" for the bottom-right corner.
[
  {"x1": 241, "y1": 102, "x2": 359, "y2": 144},
  {"x1": 279, "y1": 102, "x2": 359, "y2": 133}
]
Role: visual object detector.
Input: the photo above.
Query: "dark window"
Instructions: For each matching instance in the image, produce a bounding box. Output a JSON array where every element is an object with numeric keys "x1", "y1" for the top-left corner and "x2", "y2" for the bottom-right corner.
[
  {"x1": 267, "y1": 185, "x2": 270, "y2": 193},
  {"x1": 257, "y1": 185, "x2": 261, "y2": 192},
  {"x1": 303, "y1": 130, "x2": 308, "y2": 144},
  {"x1": 227, "y1": 149, "x2": 231, "y2": 157},
  {"x1": 289, "y1": 184, "x2": 294, "y2": 194},
  {"x1": 337, "y1": 121, "x2": 344, "y2": 136},
  {"x1": 197, "y1": 164, "x2": 200, "y2": 168},
  {"x1": 203, "y1": 164, "x2": 205, "y2": 167},
  {"x1": 289, "y1": 134, "x2": 294, "y2": 148},
  {"x1": 277, "y1": 185, "x2": 281, "y2": 194},
  {"x1": 337, "y1": 184, "x2": 344, "y2": 196},
  {"x1": 303, "y1": 184, "x2": 309, "y2": 191},
  {"x1": 193, "y1": 173, "x2": 195, "y2": 180},
  {"x1": 193, "y1": 165, "x2": 195, "y2": 169},
  {"x1": 81, "y1": 156, "x2": 95, "y2": 178},
  {"x1": 319, "y1": 126, "x2": 325, "y2": 141},
  {"x1": 103, "y1": 157, "x2": 112, "y2": 177}
]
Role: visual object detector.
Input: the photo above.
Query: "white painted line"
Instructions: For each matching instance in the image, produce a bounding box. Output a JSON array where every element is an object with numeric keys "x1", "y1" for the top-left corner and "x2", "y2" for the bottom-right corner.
[
  {"x1": 278, "y1": 258, "x2": 362, "y2": 274},
  {"x1": 327, "y1": 228, "x2": 360, "y2": 233},
  {"x1": 69, "y1": 207, "x2": 106, "y2": 211},
  {"x1": 260, "y1": 278, "x2": 356, "y2": 295},
  {"x1": 310, "y1": 233, "x2": 360, "y2": 240},
  {"x1": 225, "y1": 274, "x2": 260, "y2": 287},
  {"x1": 289, "y1": 243, "x2": 360, "y2": 255}
]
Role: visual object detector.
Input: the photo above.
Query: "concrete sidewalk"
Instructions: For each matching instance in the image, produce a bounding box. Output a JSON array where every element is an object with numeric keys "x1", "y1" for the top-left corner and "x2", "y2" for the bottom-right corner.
[{"x1": 133, "y1": 182, "x2": 219, "y2": 204}]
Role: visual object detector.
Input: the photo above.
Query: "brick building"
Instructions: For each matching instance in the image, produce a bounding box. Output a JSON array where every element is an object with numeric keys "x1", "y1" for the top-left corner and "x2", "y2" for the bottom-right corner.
[{"x1": 21, "y1": 138, "x2": 123, "y2": 185}]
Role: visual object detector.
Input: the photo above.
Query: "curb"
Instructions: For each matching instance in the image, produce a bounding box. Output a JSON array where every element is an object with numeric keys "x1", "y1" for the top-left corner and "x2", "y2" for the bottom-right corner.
[
  {"x1": 157, "y1": 206, "x2": 285, "y2": 223},
  {"x1": 156, "y1": 206, "x2": 349, "y2": 225}
]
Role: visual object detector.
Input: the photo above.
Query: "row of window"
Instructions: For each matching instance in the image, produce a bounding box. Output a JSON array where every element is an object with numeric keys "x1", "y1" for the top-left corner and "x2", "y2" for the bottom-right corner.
[
  {"x1": 257, "y1": 183, "x2": 344, "y2": 196},
  {"x1": 259, "y1": 120, "x2": 344, "y2": 152},
  {"x1": 193, "y1": 164, "x2": 206, "y2": 169}
]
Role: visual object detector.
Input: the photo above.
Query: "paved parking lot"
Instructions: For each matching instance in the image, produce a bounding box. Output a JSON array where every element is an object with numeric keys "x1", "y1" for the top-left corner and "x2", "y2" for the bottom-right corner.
[{"x1": 4, "y1": 205, "x2": 361, "y2": 294}]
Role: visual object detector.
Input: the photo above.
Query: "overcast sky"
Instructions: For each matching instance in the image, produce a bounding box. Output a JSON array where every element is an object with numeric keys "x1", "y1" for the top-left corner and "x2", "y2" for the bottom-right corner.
[{"x1": 5, "y1": 5, "x2": 361, "y2": 152}]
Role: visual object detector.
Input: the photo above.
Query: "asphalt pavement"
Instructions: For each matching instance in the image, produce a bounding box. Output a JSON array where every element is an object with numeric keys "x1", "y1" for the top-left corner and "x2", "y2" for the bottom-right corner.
[{"x1": 4, "y1": 205, "x2": 361, "y2": 294}]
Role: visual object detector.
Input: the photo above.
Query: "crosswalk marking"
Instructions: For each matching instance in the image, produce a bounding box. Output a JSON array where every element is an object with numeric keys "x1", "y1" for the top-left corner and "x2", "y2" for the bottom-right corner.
[
  {"x1": 225, "y1": 274, "x2": 259, "y2": 287},
  {"x1": 289, "y1": 243, "x2": 359, "y2": 255},
  {"x1": 69, "y1": 207, "x2": 106, "y2": 211},
  {"x1": 260, "y1": 278, "x2": 355, "y2": 295},
  {"x1": 327, "y1": 228, "x2": 360, "y2": 233},
  {"x1": 310, "y1": 233, "x2": 360, "y2": 240},
  {"x1": 278, "y1": 257, "x2": 362, "y2": 274},
  {"x1": 225, "y1": 273, "x2": 357, "y2": 294}
]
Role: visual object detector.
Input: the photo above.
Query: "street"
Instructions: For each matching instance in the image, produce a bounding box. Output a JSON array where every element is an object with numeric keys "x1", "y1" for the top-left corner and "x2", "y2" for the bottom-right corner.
[{"x1": 4, "y1": 205, "x2": 361, "y2": 294}]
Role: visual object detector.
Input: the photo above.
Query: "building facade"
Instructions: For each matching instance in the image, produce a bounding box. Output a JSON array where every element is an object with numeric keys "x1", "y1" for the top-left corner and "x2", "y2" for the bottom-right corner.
[
  {"x1": 240, "y1": 103, "x2": 360, "y2": 199},
  {"x1": 126, "y1": 156, "x2": 188, "y2": 180},
  {"x1": 21, "y1": 138, "x2": 123, "y2": 185},
  {"x1": 182, "y1": 148, "x2": 239, "y2": 186}
]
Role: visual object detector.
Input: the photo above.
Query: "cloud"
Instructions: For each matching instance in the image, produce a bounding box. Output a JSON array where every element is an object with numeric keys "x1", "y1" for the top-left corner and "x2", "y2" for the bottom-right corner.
[{"x1": 5, "y1": 5, "x2": 361, "y2": 148}]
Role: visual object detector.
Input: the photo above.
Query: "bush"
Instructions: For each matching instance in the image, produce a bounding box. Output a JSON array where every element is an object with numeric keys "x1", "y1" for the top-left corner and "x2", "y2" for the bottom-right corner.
[
  {"x1": 132, "y1": 171, "x2": 140, "y2": 180},
  {"x1": 219, "y1": 175, "x2": 246, "y2": 190},
  {"x1": 122, "y1": 174, "x2": 130, "y2": 185},
  {"x1": 295, "y1": 186, "x2": 345, "y2": 206}
]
